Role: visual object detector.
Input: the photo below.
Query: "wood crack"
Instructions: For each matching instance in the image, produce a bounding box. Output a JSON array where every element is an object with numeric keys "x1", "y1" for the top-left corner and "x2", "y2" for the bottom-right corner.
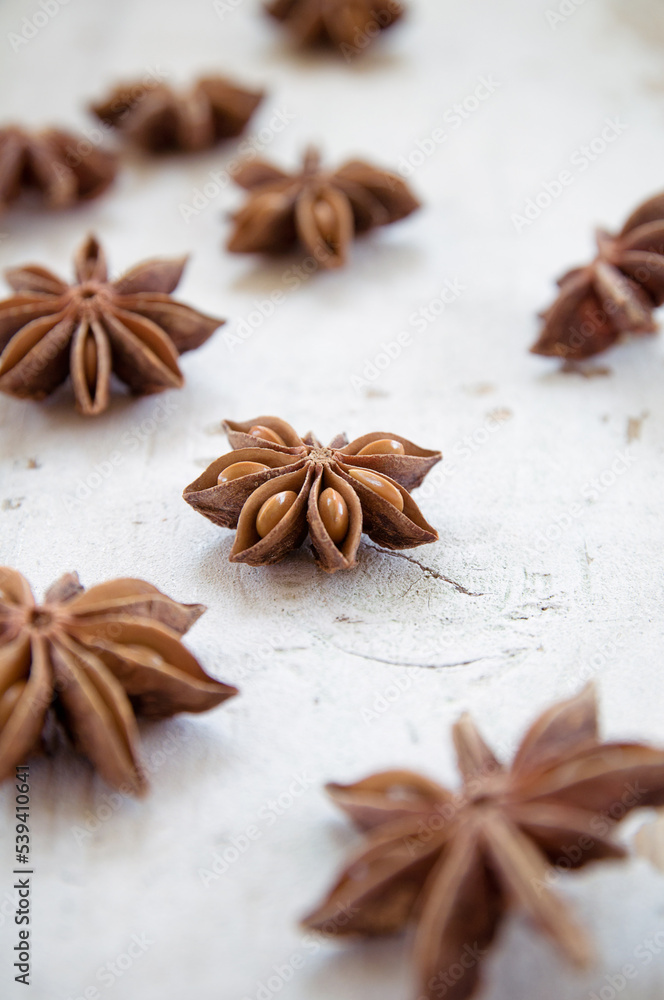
[
  {"x1": 326, "y1": 642, "x2": 530, "y2": 670},
  {"x1": 364, "y1": 546, "x2": 485, "y2": 596},
  {"x1": 326, "y1": 643, "x2": 486, "y2": 669}
]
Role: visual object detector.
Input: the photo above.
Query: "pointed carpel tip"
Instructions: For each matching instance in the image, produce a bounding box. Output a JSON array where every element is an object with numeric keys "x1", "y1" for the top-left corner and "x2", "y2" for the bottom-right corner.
[
  {"x1": 529, "y1": 333, "x2": 555, "y2": 356},
  {"x1": 302, "y1": 145, "x2": 322, "y2": 174},
  {"x1": 451, "y1": 712, "x2": 472, "y2": 749},
  {"x1": 299, "y1": 909, "x2": 320, "y2": 933},
  {"x1": 577, "y1": 680, "x2": 599, "y2": 717},
  {"x1": 132, "y1": 770, "x2": 149, "y2": 798},
  {"x1": 573, "y1": 680, "x2": 597, "y2": 708},
  {"x1": 323, "y1": 254, "x2": 346, "y2": 270},
  {"x1": 568, "y1": 934, "x2": 596, "y2": 970}
]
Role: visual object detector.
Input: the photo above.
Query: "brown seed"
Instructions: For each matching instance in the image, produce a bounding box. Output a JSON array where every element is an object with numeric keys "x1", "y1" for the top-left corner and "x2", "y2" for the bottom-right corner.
[
  {"x1": 318, "y1": 488, "x2": 349, "y2": 544},
  {"x1": 0, "y1": 234, "x2": 225, "y2": 418},
  {"x1": 312, "y1": 199, "x2": 337, "y2": 243},
  {"x1": 357, "y1": 438, "x2": 406, "y2": 457},
  {"x1": 249, "y1": 425, "x2": 286, "y2": 447},
  {"x1": 84, "y1": 335, "x2": 98, "y2": 392},
  {"x1": 254, "y1": 190, "x2": 292, "y2": 216},
  {"x1": 348, "y1": 468, "x2": 404, "y2": 511},
  {"x1": 0, "y1": 681, "x2": 26, "y2": 730},
  {"x1": 256, "y1": 490, "x2": 298, "y2": 538},
  {"x1": 217, "y1": 461, "x2": 269, "y2": 485}
]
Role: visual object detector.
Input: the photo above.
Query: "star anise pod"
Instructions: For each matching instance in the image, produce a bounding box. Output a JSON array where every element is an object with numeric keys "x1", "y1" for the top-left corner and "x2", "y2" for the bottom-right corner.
[
  {"x1": 531, "y1": 191, "x2": 664, "y2": 359},
  {"x1": 0, "y1": 568, "x2": 238, "y2": 794},
  {"x1": 91, "y1": 76, "x2": 263, "y2": 154},
  {"x1": 0, "y1": 234, "x2": 224, "y2": 415},
  {"x1": 0, "y1": 124, "x2": 117, "y2": 212},
  {"x1": 183, "y1": 415, "x2": 440, "y2": 572},
  {"x1": 227, "y1": 147, "x2": 420, "y2": 269},
  {"x1": 304, "y1": 684, "x2": 664, "y2": 1000},
  {"x1": 266, "y1": 0, "x2": 404, "y2": 53}
]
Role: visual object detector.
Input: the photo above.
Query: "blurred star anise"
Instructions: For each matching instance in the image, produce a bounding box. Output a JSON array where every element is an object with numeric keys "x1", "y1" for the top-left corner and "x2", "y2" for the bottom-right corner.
[
  {"x1": 304, "y1": 684, "x2": 664, "y2": 1000},
  {"x1": 0, "y1": 234, "x2": 224, "y2": 415},
  {"x1": 0, "y1": 568, "x2": 238, "y2": 793},
  {"x1": 0, "y1": 125, "x2": 117, "y2": 212},
  {"x1": 266, "y1": 0, "x2": 404, "y2": 53},
  {"x1": 227, "y1": 147, "x2": 419, "y2": 268},
  {"x1": 91, "y1": 76, "x2": 263, "y2": 154},
  {"x1": 183, "y1": 415, "x2": 440, "y2": 572},
  {"x1": 532, "y1": 191, "x2": 664, "y2": 359}
]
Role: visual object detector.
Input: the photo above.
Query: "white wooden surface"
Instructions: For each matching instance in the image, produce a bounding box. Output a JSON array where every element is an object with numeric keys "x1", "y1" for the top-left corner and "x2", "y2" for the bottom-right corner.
[{"x1": 1, "y1": 0, "x2": 664, "y2": 998}]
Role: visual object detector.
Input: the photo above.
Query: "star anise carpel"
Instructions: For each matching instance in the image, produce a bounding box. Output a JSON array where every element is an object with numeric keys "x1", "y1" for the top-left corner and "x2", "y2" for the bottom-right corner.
[
  {"x1": 0, "y1": 124, "x2": 117, "y2": 212},
  {"x1": 91, "y1": 76, "x2": 263, "y2": 154},
  {"x1": 227, "y1": 147, "x2": 420, "y2": 269},
  {"x1": 532, "y1": 191, "x2": 664, "y2": 359},
  {"x1": 183, "y1": 415, "x2": 440, "y2": 572},
  {"x1": 303, "y1": 685, "x2": 664, "y2": 1000},
  {"x1": 0, "y1": 234, "x2": 224, "y2": 415},
  {"x1": 0, "y1": 568, "x2": 238, "y2": 794},
  {"x1": 266, "y1": 0, "x2": 404, "y2": 54}
]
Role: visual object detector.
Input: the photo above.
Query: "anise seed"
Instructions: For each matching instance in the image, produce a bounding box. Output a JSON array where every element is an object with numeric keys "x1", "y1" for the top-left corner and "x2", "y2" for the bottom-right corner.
[{"x1": 256, "y1": 490, "x2": 298, "y2": 537}]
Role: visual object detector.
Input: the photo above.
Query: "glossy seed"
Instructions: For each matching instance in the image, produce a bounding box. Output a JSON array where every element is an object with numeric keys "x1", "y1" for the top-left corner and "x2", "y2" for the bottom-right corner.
[
  {"x1": 256, "y1": 490, "x2": 298, "y2": 538},
  {"x1": 249, "y1": 425, "x2": 286, "y2": 447},
  {"x1": 218, "y1": 461, "x2": 269, "y2": 485},
  {"x1": 348, "y1": 468, "x2": 404, "y2": 511},
  {"x1": 318, "y1": 488, "x2": 349, "y2": 544},
  {"x1": 0, "y1": 682, "x2": 26, "y2": 730},
  {"x1": 357, "y1": 439, "x2": 406, "y2": 457},
  {"x1": 84, "y1": 335, "x2": 98, "y2": 392},
  {"x1": 255, "y1": 190, "x2": 292, "y2": 216},
  {"x1": 312, "y1": 199, "x2": 337, "y2": 243}
]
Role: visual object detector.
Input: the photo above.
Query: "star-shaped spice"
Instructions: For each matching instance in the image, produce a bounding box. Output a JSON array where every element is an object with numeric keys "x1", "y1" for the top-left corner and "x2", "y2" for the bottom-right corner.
[
  {"x1": 0, "y1": 568, "x2": 238, "y2": 793},
  {"x1": 532, "y1": 191, "x2": 664, "y2": 360},
  {"x1": 0, "y1": 125, "x2": 117, "y2": 212},
  {"x1": 304, "y1": 685, "x2": 664, "y2": 1000},
  {"x1": 183, "y1": 415, "x2": 440, "y2": 572},
  {"x1": 0, "y1": 235, "x2": 224, "y2": 415},
  {"x1": 91, "y1": 76, "x2": 263, "y2": 154},
  {"x1": 227, "y1": 147, "x2": 420, "y2": 269},
  {"x1": 266, "y1": 0, "x2": 404, "y2": 54}
]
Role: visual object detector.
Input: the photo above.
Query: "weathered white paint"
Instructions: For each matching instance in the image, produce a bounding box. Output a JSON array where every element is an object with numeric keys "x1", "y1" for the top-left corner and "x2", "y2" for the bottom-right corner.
[{"x1": 1, "y1": 0, "x2": 663, "y2": 997}]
